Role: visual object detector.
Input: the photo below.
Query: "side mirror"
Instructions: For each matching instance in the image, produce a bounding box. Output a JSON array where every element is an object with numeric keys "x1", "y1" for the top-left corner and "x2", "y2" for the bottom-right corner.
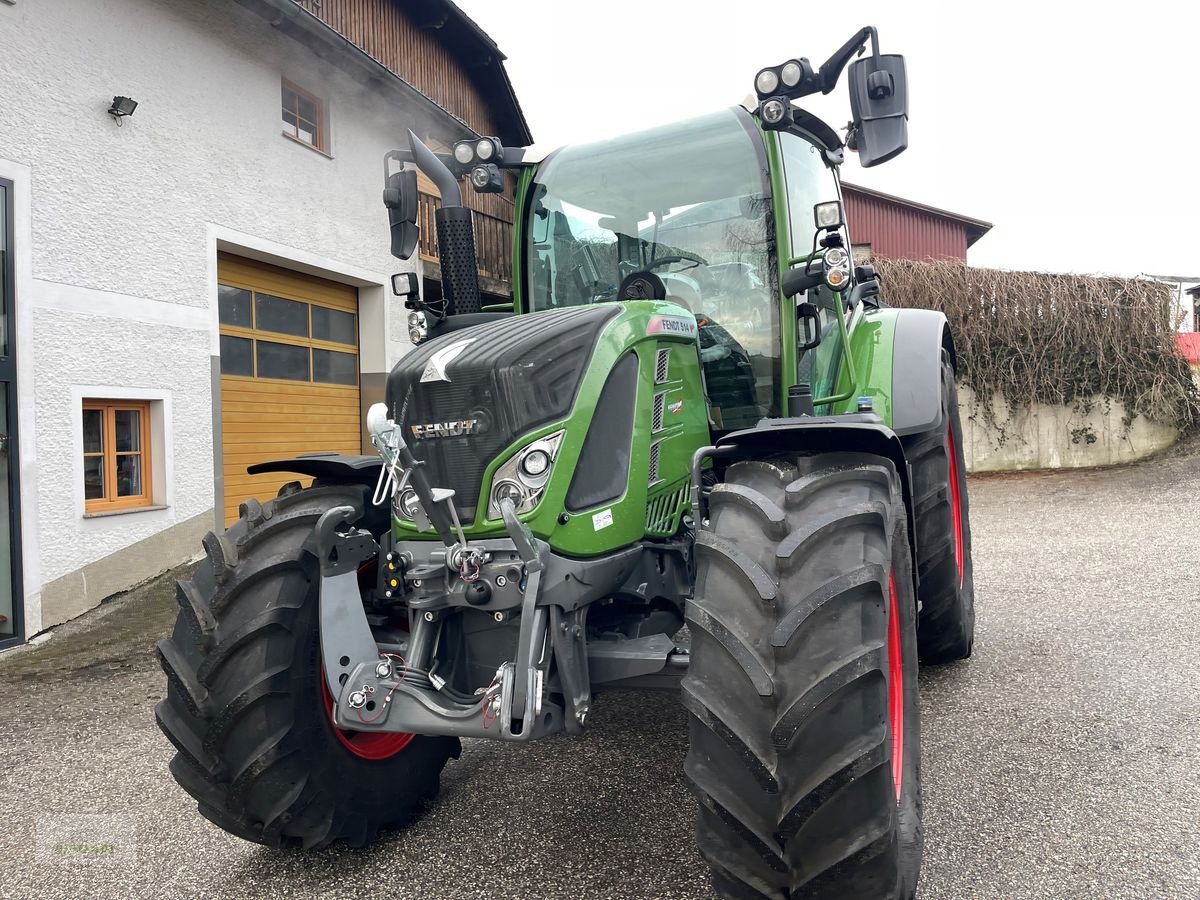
[
  {"x1": 391, "y1": 272, "x2": 419, "y2": 299},
  {"x1": 383, "y1": 169, "x2": 419, "y2": 260},
  {"x1": 847, "y1": 53, "x2": 908, "y2": 167},
  {"x1": 796, "y1": 302, "x2": 822, "y2": 350}
]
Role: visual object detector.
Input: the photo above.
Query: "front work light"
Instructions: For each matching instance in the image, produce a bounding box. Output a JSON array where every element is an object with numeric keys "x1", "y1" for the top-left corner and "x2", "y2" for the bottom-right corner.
[
  {"x1": 452, "y1": 136, "x2": 504, "y2": 169},
  {"x1": 814, "y1": 200, "x2": 845, "y2": 230},
  {"x1": 453, "y1": 142, "x2": 474, "y2": 165},
  {"x1": 755, "y1": 69, "x2": 780, "y2": 95}
]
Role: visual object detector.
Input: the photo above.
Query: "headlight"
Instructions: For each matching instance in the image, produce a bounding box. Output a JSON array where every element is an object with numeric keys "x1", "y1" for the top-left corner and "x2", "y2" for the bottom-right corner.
[
  {"x1": 755, "y1": 69, "x2": 779, "y2": 94},
  {"x1": 453, "y1": 141, "x2": 475, "y2": 165},
  {"x1": 761, "y1": 98, "x2": 787, "y2": 125},
  {"x1": 408, "y1": 311, "x2": 427, "y2": 344},
  {"x1": 492, "y1": 480, "x2": 527, "y2": 509},
  {"x1": 395, "y1": 488, "x2": 420, "y2": 520},
  {"x1": 488, "y1": 431, "x2": 564, "y2": 519},
  {"x1": 521, "y1": 449, "x2": 550, "y2": 477},
  {"x1": 823, "y1": 246, "x2": 851, "y2": 290}
]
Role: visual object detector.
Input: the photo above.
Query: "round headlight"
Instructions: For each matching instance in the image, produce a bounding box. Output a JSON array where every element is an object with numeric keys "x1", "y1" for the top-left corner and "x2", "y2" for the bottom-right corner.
[
  {"x1": 397, "y1": 489, "x2": 420, "y2": 519},
  {"x1": 471, "y1": 165, "x2": 492, "y2": 190},
  {"x1": 453, "y1": 142, "x2": 474, "y2": 165},
  {"x1": 521, "y1": 449, "x2": 550, "y2": 477},
  {"x1": 781, "y1": 61, "x2": 802, "y2": 88},
  {"x1": 761, "y1": 99, "x2": 787, "y2": 125},
  {"x1": 824, "y1": 247, "x2": 849, "y2": 269},
  {"x1": 755, "y1": 69, "x2": 779, "y2": 95},
  {"x1": 408, "y1": 311, "x2": 427, "y2": 344},
  {"x1": 493, "y1": 480, "x2": 525, "y2": 510},
  {"x1": 475, "y1": 139, "x2": 495, "y2": 161}
]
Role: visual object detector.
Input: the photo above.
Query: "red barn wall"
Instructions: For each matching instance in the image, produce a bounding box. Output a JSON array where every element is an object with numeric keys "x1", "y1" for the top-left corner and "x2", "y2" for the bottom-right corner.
[{"x1": 843, "y1": 188, "x2": 970, "y2": 262}]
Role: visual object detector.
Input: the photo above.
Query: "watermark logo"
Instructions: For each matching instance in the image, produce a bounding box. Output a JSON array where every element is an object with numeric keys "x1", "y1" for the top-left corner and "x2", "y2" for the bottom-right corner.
[{"x1": 36, "y1": 814, "x2": 136, "y2": 866}]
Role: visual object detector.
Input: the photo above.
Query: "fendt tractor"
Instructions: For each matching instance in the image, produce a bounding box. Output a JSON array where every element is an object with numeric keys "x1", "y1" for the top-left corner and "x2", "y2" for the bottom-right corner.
[{"x1": 156, "y1": 27, "x2": 974, "y2": 899}]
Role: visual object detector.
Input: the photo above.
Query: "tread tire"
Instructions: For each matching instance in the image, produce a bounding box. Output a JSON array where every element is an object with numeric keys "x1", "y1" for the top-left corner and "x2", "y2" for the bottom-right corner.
[
  {"x1": 155, "y1": 483, "x2": 459, "y2": 848},
  {"x1": 902, "y1": 352, "x2": 976, "y2": 663},
  {"x1": 686, "y1": 452, "x2": 921, "y2": 899}
]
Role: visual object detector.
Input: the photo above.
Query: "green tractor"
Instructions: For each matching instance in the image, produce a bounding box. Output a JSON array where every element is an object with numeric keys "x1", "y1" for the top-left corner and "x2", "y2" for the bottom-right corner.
[{"x1": 157, "y1": 27, "x2": 973, "y2": 899}]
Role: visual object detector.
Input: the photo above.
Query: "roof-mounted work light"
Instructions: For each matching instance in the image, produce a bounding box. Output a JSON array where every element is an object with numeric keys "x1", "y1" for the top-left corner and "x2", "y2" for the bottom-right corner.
[{"x1": 452, "y1": 136, "x2": 504, "y2": 168}]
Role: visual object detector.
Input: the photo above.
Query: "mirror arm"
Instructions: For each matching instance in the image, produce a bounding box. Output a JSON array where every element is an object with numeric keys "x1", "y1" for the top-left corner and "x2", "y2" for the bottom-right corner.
[{"x1": 817, "y1": 26, "x2": 877, "y2": 94}]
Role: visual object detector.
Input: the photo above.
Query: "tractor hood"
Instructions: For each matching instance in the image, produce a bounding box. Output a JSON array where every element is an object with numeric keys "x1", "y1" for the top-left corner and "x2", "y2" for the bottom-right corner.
[{"x1": 386, "y1": 305, "x2": 619, "y2": 523}]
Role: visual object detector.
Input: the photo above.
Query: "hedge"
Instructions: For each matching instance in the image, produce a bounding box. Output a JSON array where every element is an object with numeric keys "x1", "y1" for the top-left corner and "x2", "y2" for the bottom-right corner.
[{"x1": 873, "y1": 259, "x2": 1200, "y2": 431}]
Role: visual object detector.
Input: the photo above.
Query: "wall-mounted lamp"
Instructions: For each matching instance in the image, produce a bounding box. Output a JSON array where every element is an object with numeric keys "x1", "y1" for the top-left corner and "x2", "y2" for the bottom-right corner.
[{"x1": 107, "y1": 96, "x2": 138, "y2": 126}]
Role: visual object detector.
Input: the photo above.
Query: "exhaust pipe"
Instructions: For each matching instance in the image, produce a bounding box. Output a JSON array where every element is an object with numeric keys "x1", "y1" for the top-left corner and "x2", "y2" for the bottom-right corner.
[{"x1": 407, "y1": 130, "x2": 483, "y2": 316}]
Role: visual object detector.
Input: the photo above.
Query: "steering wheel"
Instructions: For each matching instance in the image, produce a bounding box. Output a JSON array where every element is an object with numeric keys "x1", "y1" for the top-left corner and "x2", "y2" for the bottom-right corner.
[{"x1": 643, "y1": 252, "x2": 708, "y2": 271}]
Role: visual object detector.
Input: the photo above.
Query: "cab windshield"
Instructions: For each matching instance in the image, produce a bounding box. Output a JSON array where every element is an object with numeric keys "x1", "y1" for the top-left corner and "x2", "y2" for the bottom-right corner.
[{"x1": 525, "y1": 108, "x2": 778, "y2": 428}]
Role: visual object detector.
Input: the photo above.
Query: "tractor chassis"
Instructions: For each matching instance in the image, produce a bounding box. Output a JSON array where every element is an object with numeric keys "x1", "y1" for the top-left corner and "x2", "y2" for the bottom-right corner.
[{"x1": 313, "y1": 505, "x2": 692, "y2": 743}]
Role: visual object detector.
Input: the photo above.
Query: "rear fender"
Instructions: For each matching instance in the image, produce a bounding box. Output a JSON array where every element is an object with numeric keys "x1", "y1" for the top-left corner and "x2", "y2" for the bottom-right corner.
[{"x1": 713, "y1": 415, "x2": 919, "y2": 594}]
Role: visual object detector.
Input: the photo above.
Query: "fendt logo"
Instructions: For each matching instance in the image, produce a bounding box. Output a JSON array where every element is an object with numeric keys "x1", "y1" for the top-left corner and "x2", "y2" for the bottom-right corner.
[{"x1": 410, "y1": 420, "x2": 478, "y2": 439}]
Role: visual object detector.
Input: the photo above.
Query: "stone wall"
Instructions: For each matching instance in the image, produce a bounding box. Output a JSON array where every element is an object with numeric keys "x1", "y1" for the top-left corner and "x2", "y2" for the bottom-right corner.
[{"x1": 959, "y1": 387, "x2": 1178, "y2": 473}]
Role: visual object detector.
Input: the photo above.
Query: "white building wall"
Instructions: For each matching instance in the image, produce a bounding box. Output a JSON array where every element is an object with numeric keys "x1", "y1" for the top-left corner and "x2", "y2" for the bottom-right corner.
[{"x1": 0, "y1": 0, "x2": 439, "y2": 632}]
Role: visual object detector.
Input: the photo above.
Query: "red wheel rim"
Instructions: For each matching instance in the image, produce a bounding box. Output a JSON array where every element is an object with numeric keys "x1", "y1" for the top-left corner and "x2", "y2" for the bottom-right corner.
[
  {"x1": 947, "y1": 423, "x2": 965, "y2": 588},
  {"x1": 886, "y1": 572, "x2": 904, "y2": 804},
  {"x1": 320, "y1": 672, "x2": 414, "y2": 760}
]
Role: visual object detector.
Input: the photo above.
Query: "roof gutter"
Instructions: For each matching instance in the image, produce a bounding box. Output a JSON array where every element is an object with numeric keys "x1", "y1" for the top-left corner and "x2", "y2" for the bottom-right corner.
[{"x1": 234, "y1": 0, "x2": 480, "y2": 141}]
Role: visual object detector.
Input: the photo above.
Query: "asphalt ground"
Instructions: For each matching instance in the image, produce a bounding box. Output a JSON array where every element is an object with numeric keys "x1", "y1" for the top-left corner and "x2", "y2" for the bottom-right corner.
[{"x1": 1, "y1": 442, "x2": 1198, "y2": 899}]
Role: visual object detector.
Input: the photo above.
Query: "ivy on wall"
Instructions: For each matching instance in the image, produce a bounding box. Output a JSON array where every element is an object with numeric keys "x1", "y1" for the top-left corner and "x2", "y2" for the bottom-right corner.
[{"x1": 874, "y1": 259, "x2": 1199, "y2": 432}]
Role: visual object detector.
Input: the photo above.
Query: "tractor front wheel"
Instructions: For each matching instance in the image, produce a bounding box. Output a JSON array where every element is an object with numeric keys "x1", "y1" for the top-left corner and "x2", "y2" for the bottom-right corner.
[
  {"x1": 155, "y1": 483, "x2": 459, "y2": 848},
  {"x1": 685, "y1": 453, "x2": 921, "y2": 899}
]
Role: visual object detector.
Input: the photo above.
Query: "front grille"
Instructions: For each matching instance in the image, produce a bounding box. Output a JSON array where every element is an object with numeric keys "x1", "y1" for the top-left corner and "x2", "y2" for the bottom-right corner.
[
  {"x1": 648, "y1": 440, "x2": 662, "y2": 484},
  {"x1": 646, "y1": 480, "x2": 689, "y2": 536},
  {"x1": 652, "y1": 392, "x2": 666, "y2": 433}
]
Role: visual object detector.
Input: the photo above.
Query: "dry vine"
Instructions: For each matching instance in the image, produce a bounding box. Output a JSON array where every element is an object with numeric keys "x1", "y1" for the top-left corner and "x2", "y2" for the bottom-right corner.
[{"x1": 874, "y1": 259, "x2": 1199, "y2": 433}]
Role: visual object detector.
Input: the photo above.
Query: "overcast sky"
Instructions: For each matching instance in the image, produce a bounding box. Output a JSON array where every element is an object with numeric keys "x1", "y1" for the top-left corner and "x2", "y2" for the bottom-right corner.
[{"x1": 458, "y1": 0, "x2": 1198, "y2": 281}]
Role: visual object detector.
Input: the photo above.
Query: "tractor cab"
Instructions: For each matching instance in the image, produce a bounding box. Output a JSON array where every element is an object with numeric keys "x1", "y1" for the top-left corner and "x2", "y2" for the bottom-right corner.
[{"x1": 386, "y1": 29, "x2": 906, "y2": 431}]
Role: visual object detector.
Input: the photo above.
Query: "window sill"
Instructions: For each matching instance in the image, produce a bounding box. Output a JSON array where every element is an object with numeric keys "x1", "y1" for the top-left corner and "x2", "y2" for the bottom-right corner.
[
  {"x1": 83, "y1": 504, "x2": 169, "y2": 520},
  {"x1": 281, "y1": 132, "x2": 333, "y2": 159}
]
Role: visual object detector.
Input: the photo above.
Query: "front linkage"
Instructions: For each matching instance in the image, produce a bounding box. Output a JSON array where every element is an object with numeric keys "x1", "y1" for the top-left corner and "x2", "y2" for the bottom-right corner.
[{"x1": 313, "y1": 405, "x2": 656, "y2": 742}]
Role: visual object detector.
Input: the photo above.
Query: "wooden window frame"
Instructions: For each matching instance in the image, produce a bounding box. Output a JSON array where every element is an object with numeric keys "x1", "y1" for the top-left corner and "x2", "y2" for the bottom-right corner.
[
  {"x1": 281, "y1": 79, "x2": 329, "y2": 155},
  {"x1": 83, "y1": 400, "x2": 153, "y2": 513}
]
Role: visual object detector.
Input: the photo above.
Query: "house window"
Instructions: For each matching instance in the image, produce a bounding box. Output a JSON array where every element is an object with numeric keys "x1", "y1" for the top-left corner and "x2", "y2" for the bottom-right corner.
[
  {"x1": 82, "y1": 400, "x2": 153, "y2": 512},
  {"x1": 282, "y1": 80, "x2": 327, "y2": 153}
]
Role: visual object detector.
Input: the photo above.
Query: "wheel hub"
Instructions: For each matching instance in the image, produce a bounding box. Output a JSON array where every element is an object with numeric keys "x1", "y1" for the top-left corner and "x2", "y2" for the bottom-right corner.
[{"x1": 320, "y1": 671, "x2": 414, "y2": 760}]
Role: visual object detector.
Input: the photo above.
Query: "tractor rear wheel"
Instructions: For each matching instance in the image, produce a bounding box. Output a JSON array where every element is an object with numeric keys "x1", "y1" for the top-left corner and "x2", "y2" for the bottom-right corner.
[
  {"x1": 155, "y1": 483, "x2": 459, "y2": 848},
  {"x1": 685, "y1": 453, "x2": 921, "y2": 899},
  {"x1": 903, "y1": 352, "x2": 975, "y2": 663}
]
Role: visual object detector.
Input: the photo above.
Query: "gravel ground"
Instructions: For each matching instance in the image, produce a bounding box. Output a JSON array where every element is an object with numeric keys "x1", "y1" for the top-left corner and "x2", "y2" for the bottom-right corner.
[{"x1": 1, "y1": 443, "x2": 1198, "y2": 899}]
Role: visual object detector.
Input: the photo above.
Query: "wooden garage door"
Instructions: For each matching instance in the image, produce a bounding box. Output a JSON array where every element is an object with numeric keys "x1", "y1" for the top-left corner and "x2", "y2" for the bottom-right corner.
[{"x1": 217, "y1": 254, "x2": 360, "y2": 525}]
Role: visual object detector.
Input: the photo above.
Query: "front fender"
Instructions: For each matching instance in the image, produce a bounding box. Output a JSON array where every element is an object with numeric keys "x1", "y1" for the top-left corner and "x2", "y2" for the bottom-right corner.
[
  {"x1": 247, "y1": 452, "x2": 384, "y2": 487},
  {"x1": 715, "y1": 415, "x2": 919, "y2": 587}
]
